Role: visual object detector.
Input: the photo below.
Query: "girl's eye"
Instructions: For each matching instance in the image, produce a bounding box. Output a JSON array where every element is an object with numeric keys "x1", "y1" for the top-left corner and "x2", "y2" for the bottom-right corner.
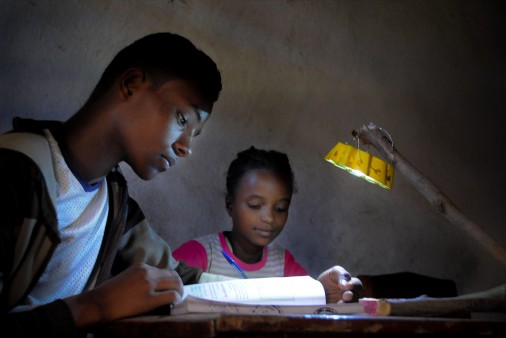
[
  {"x1": 248, "y1": 204, "x2": 261, "y2": 210},
  {"x1": 275, "y1": 203, "x2": 290, "y2": 213}
]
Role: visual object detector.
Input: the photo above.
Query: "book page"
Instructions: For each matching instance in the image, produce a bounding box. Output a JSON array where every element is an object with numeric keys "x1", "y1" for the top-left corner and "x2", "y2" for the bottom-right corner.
[
  {"x1": 171, "y1": 297, "x2": 365, "y2": 316},
  {"x1": 183, "y1": 275, "x2": 326, "y2": 305}
]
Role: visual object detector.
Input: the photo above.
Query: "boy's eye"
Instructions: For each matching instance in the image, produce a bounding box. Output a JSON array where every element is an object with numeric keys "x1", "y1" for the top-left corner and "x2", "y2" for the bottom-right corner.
[
  {"x1": 247, "y1": 203, "x2": 261, "y2": 210},
  {"x1": 177, "y1": 112, "x2": 188, "y2": 126}
]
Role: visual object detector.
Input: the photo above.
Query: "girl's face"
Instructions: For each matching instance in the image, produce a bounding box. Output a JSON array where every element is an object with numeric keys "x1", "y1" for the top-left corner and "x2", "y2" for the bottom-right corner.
[{"x1": 227, "y1": 169, "x2": 292, "y2": 250}]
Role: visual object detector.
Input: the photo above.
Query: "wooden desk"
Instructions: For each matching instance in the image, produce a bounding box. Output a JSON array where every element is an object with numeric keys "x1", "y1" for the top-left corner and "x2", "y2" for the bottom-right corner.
[{"x1": 95, "y1": 313, "x2": 506, "y2": 337}]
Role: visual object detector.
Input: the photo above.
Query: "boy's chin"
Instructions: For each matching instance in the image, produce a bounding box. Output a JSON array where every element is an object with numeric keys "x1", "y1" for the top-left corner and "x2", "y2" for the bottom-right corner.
[{"x1": 133, "y1": 167, "x2": 163, "y2": 181}]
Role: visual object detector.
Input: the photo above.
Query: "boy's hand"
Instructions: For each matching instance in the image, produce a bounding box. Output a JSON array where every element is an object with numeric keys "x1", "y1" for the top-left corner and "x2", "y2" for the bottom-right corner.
[
  {"x1": 317, "y1": 265, "x2": 363, "y2": 303},
  {"x1": 66, "y1": 263, "x2": 184, "y2": 327}
]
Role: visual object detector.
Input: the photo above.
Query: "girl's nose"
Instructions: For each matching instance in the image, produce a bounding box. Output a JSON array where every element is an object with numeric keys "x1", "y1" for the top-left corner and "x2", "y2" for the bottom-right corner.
[{"x1": 261, "y1": 208, "x2": 274, "y2": 223}]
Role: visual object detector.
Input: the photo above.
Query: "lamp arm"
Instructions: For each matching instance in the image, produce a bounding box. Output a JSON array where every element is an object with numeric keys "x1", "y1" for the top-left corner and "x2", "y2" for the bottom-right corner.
[{"x1": 356, "y1": 123, "x2": 506, "y2": 267}]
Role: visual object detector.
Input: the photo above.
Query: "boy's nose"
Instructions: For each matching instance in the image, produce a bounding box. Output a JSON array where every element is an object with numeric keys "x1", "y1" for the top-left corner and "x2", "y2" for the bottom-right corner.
[{"x1": 174, "y1": 138, "x2": 192, "y2": 157}]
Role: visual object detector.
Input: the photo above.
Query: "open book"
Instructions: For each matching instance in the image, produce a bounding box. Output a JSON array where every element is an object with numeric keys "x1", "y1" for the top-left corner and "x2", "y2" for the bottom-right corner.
[{"x1": 171, "y1": 275, "x2": 364, "y2": 315}]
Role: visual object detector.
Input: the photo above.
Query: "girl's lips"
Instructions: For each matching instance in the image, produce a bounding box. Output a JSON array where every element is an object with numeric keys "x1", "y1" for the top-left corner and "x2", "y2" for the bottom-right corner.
[{"x1": 254, "y1": 228, "x2": 274, "y2": 238}]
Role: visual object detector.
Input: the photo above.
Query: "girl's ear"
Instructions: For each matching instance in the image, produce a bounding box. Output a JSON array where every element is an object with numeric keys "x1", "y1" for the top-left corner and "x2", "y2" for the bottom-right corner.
[
  {"x1": 119, "y1": 68, "x2": 146, "y2": 100},
  {"x1": 225, "y1": 195, "x2": 233, "y2": 216}
]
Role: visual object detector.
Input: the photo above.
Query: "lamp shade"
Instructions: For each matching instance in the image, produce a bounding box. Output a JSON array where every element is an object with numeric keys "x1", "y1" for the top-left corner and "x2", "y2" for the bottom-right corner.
[{"x1": 324, "y1": 142, "x2": 394, "y2": 189}]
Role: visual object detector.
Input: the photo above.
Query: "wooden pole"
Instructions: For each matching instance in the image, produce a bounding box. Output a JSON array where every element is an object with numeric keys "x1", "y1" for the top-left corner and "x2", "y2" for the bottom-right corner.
[
  {"x1": 355, "y1": 123, "x2": 506, "y2": 268},
  {"x1": 376, "y1": 283, "x2": 506, "y2": 317}
]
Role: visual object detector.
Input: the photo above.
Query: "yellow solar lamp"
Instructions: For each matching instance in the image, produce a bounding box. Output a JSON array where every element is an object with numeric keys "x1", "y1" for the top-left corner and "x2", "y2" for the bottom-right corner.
[{"x1": 325, "y1": 142, "x2": 394, "y2": 189}]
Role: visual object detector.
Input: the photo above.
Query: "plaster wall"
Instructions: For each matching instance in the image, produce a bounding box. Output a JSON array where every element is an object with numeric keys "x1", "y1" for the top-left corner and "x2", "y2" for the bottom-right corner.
[{"x1": 1, "y1": 0, "x2": 505, "y2": 295}]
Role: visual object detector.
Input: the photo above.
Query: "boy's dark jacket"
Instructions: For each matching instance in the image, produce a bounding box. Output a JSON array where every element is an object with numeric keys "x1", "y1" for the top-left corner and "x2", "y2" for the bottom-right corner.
[{"x1": 0, "y1": 118, "x2": 202, "y2": 337}]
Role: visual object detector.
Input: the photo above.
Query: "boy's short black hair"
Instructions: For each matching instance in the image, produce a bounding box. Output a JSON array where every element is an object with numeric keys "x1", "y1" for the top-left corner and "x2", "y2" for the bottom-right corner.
[{"x1": 88, "y1": 32, "x2": 222, "y2": 104}]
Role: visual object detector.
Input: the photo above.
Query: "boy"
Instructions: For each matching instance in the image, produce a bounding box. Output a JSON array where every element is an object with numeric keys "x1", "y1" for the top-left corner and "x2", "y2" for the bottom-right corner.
[
  {"x1": 0, "y1": 32, "x2": 223, "y2": 337},
  {"x1": 0, "y1": 32, "x2": 361, "y2": 337}
]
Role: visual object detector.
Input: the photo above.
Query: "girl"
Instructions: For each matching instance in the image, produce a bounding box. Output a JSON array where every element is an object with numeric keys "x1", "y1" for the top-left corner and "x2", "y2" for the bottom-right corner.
[
  {"x1": 174, "y1": 146, "x2": 305, "y2": 278},
  {"x1": 173, "y1": 147, "x2": 362, "y2": 302}
]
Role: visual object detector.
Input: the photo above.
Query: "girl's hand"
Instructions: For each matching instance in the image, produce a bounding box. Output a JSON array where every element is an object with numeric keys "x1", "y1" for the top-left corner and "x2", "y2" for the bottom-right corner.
[{"x1": 317, "y1": 265, "x2": 363, "y2": 303}]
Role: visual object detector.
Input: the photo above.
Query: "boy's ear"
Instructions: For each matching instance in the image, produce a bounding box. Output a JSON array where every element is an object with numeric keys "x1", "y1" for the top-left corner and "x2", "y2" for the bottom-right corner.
[
  {"x1": 225, "y1": 195, "x2": 233, "y2": 216},
  {"x1": 119, "y1": 68, "x2": 146, "y2": 100}
]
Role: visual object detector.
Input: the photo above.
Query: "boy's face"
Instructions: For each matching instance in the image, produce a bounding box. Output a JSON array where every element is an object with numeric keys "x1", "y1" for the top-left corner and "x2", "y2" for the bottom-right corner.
[
  {"x1": 227, "y1": 169, "x2": 292, "y2": 250},
  {"x1": 120, "y1": 78, "x2": 212, "y2": 180}
]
